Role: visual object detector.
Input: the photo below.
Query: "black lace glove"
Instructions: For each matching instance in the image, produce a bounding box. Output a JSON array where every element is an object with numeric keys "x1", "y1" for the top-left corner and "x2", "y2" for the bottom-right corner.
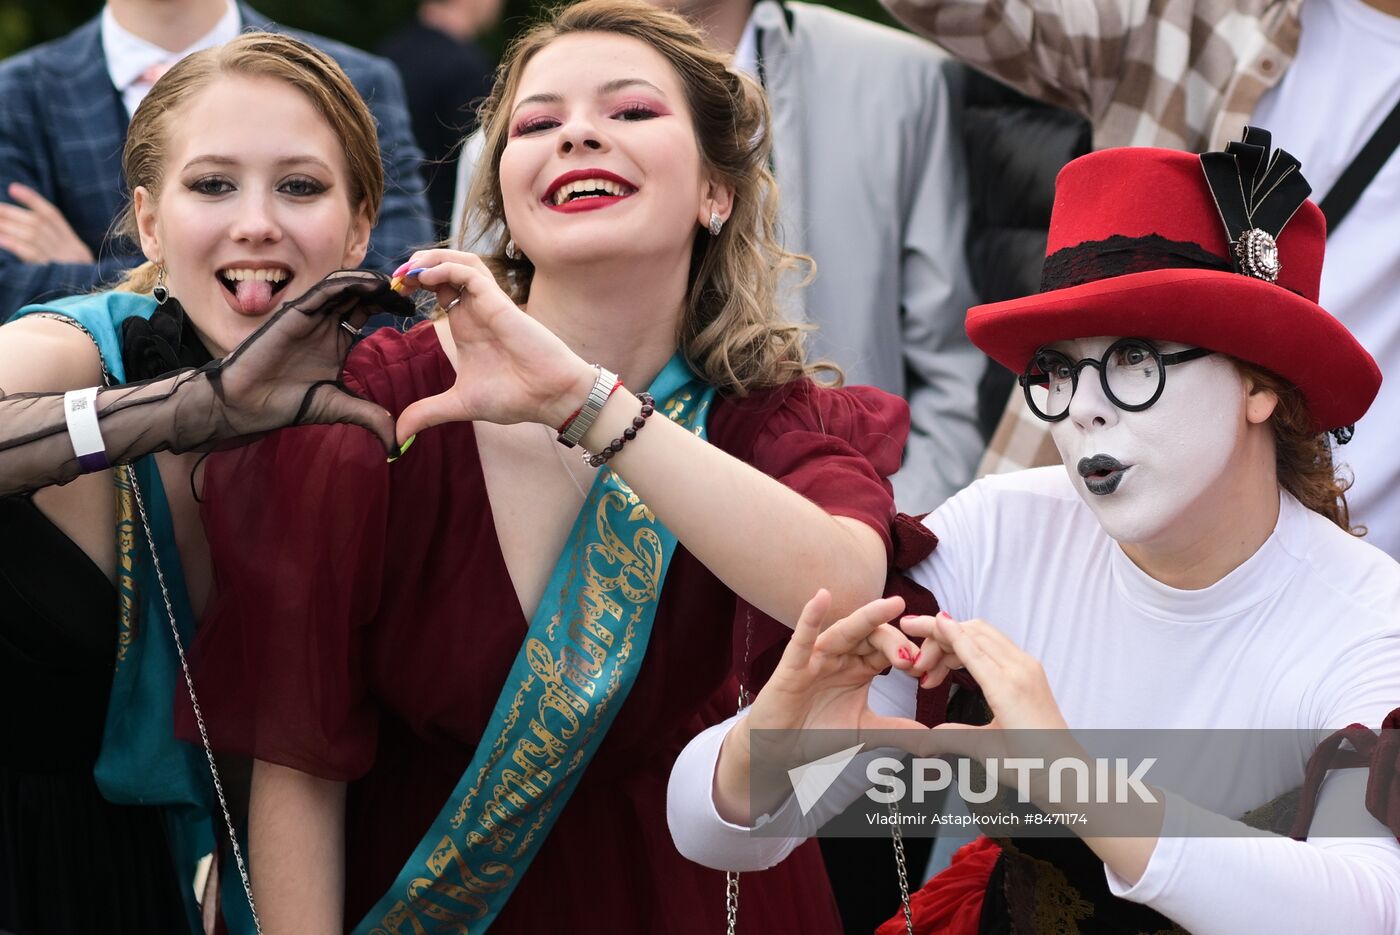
[{"x1": 0, "y1": 269, "x2": 415, "y2": 497}]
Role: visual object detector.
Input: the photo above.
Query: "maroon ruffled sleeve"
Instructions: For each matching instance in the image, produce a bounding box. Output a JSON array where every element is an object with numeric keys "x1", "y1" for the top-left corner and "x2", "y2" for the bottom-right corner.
[
  {"x1": 709, "y1": 379, "x2": 911, "y2": 692},
  {"x1": 742, "y1": 380, "x2": 908, "y2": 557},
  {"x1": 180, "y1": 366, "x2": 392, "y2": 781}
]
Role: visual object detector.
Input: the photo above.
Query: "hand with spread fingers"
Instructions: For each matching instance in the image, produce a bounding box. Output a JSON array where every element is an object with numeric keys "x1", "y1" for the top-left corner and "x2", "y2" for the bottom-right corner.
[
  {"x1": 390, "y1": 250, "x2": 600, "y2": 443},
  {"x1": 747, "y1": 590, "x2": 927, "y2": 736},
  {"x1": 713, "y1": 590, "x2": 926, "y2": 824}
]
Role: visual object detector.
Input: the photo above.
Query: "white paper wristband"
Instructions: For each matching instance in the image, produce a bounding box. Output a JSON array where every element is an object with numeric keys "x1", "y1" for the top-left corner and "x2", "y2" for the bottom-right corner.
[{"x1": 64, "y1": 386, "x2": 111, "y2": 473}]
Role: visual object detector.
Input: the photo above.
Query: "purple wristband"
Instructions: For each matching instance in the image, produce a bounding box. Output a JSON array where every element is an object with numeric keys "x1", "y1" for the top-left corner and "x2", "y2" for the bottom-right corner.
[{"x1": 77, "y1": 451, "x2": 112, "y2": 473}]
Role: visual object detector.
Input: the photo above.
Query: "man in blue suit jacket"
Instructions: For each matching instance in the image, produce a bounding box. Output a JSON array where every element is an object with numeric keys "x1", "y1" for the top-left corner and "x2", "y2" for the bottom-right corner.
[{"x1": 0, "y1": 0, "x2": 434, "y2": 317}]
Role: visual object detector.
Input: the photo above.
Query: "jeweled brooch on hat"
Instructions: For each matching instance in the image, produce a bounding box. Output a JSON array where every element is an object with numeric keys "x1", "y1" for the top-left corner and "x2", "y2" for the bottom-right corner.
[
  {"x1": 1200, "y1": 127, "x2": 1310, "y2": 283},
  {"x1": 1235, "y1": 228, "x2": 1282, "y2": 282}
]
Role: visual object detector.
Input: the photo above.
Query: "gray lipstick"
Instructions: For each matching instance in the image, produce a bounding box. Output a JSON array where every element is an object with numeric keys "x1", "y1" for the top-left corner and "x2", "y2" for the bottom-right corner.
[{"x1": 1078, "y1": 454, "x2": 1130, "y2": 496}]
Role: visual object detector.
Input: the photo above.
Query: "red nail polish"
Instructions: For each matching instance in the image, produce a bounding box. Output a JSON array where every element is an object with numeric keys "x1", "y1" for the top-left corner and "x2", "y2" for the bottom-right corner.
[
  {"x1": 912, "y1": 651, "x2": 922, "y2": 665},
  {"x1": 897, "y1": 647, "x2": 913, "y2": 662},
  {"x1": 936, "y1": 611, "x2": 952, "y2": 621}
]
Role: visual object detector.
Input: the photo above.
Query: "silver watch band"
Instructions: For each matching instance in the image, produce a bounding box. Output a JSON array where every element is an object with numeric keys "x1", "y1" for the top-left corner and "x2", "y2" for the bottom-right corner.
[{"x1": 557, "y1": 365, "x2": 619, "y2": 448}]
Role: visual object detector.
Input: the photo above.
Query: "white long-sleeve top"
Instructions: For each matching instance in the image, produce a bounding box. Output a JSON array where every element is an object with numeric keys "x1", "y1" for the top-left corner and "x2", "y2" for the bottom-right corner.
[{"x1": 667, "y1": 468, "x2": 1400, "y2": 934}]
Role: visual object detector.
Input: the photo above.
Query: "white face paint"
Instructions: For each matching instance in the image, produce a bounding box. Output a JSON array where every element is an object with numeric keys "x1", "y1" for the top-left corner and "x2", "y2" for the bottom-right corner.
[{"x1": 1046, "y1": 336, "x2": 1248, "y2": 545}]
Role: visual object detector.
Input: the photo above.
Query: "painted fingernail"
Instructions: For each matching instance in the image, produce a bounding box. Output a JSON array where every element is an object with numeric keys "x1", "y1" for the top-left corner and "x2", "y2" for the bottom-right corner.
[
  {"x1": 912, "y1": 651, "x2": 922, "y2": 665},
  {"x1": 387, "y1": 434, "x2": 416, "y2": 463},
  {"x1": 407, "y1": 267, "x2": 428, "y2": 277},
  {"x1": 897, "y1": 647, "x2": 913, "y2": 663},
  {"x1": 391, "y1": 260, "x2": 413, "y2": 278}
]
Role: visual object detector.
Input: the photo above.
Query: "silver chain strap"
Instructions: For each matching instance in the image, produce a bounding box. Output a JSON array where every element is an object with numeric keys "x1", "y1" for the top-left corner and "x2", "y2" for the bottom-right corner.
[
  {"x1": 723, "y1": 666, "x2": 752, "y2": 935},
  {"x1": 889, "y1": 800, "x2": 915, "y2": 935},
  {"x1": 724, "y1": 867, "x2": 741, "y2": 935},
  {"x1": 723, "y1": 612, "x2": 915, "y2": 935},
  {"x1": 125, "y1": 464, "x2": 264, "y2": 934},
  {"x1": 47, "y1": 314, "x2": 263, "y2": 931},
  {"x1": 725, "y1": 612, "x2": 755, "y2": 935}
]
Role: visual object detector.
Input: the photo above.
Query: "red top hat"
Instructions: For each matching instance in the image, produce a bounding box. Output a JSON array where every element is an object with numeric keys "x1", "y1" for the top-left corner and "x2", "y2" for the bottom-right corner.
[{"x1": 965, "y1": 130, "x2": 1380, "y2": 433}]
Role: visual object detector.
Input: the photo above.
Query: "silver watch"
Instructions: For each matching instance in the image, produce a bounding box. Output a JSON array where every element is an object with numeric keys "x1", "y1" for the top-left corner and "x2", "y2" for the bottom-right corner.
[{"x1": 557, "y1": 365, "x2": 619, "y2": 448}]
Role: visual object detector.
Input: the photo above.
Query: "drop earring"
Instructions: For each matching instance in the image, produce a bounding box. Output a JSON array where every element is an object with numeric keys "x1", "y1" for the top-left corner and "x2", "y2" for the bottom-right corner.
[
  {"x1": 708, "y1": 211, "x2": 724, "y2": 237},
  {"x1": 152, "y1": 265, "x2": 169, "y2": 305},
  {"x1": 505, "y1": 238, "x2": 521, "y2": 260}
]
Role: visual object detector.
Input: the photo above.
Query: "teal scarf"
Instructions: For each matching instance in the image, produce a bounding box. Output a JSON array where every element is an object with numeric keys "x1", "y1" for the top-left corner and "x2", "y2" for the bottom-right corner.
[
  {"x1": 13, "y1": 292, "x2": 252, "y2": 934},
  {"x1": 355, "y1": 355, "x2": 715, "y2": 934}
]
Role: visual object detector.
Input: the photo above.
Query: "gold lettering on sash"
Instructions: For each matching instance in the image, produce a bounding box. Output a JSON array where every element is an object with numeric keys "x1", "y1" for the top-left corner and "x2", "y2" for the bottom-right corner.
[
  {"x1": 561, "y1": 641, "x2": 605, "y2": 682},
  {"x1": 466, "y1": 794, "x2": 526, "y2": 852},
  {"x1": 374, "y1": 404, "x2": 697, "y2": 931},
  {"x1": 574, "y1": 589, "x2": 622, "y2": 648},
  {"x1": 499, "y1": 767, "x2": 546, "y2": 802},
  {"x1": 371, "y1": 838, "x2": 513, "y2": 932},
  {"x1": 367, "y1": 901, "x2": 429, "y2": 935},
  {"x1": 559, "y1": 653, "x2": 598, "y2": 697},
  {"x1": 527, "y1": 639, "x2": 588, "y2": 734},
  {"x1": 114, "y1": 476, "x2": 139, "y2": 666},
  {"x1": 428, "y1": 834, "x2": 518, "y2": 907},
  {"x1": 514, "y1": 722, "x2": 565, "y2": 775}
]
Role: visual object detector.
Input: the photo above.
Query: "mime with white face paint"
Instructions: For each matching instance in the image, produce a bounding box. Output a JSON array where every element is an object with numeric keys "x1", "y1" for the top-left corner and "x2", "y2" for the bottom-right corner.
[{"x1": 666, "y1": 130, "x2": 1400, "y2": 934}]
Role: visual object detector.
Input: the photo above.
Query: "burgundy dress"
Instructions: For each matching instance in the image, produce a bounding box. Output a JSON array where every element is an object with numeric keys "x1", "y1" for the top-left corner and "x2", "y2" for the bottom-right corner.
[{"x1": 183, "y1": 323, "x2": 910, "y2": 933}]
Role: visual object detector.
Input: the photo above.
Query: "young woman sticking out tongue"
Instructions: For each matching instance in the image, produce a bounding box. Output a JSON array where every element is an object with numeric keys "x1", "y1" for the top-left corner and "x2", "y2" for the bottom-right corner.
[{"x1": 0, "y1": 33, "x2": 413, "y2": 934}]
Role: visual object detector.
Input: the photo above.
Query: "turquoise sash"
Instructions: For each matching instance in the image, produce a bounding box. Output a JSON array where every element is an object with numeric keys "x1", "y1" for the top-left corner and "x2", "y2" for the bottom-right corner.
[
  {"x1": 354, "y1": 355, "x2": 715, "y2": 934},
  {"x1": 13, "y1": 293, "x2": 253, "y2": 935}
]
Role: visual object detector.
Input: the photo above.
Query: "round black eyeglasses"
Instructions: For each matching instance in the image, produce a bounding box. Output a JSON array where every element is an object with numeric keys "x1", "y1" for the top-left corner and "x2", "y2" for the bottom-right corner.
[{"x1": 1018, "y1": 338, "x2": 1214, "y2": 422}]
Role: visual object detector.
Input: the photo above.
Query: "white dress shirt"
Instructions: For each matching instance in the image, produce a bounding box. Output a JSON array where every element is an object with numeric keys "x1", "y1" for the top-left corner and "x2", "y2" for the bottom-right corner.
[{"x1": 102, "y1": 0, "x2": 241, "y2": 117}]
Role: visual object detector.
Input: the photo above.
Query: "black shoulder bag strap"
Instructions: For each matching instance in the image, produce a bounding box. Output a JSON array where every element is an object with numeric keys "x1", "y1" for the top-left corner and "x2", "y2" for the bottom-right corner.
[{"x1": 1318, "y1": 93, "x2": 1400, "y2": 235}]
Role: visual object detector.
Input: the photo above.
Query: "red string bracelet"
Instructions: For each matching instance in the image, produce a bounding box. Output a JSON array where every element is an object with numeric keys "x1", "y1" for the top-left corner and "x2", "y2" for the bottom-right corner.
[
  {"x1": 556, "y1": 406, "x2": 583, "y2": 436},
  {"x1": 557, "y1": 379, "x2": 624, "y2": 435}
]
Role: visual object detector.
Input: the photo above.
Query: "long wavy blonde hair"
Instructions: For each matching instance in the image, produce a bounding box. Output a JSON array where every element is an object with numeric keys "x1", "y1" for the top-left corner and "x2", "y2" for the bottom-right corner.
[
  {"x1": 112, "y1": 32, "x2": 384, "y2": 294},
  {"x1": 462, "y1": 0, "x2": 835, "y2": 394}
]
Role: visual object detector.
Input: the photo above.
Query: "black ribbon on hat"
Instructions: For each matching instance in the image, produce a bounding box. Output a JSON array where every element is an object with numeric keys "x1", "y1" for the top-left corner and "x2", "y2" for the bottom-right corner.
[
  {"x1": 1202, "y1": 130, "x2": 1355, "y2": 445},
  {"x1": 1199, "y1": 127, "x2": 1312, "y2": 281},
  {"x1": 1027, "y1": 132, "x2": 1351, "y2": 446}
]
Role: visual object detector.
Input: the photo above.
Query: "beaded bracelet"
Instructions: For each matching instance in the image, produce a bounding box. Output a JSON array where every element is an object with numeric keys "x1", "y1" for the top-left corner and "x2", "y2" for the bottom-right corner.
[{"x1": 583, "y1": 393, "x2": 655, "y2": 468}]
